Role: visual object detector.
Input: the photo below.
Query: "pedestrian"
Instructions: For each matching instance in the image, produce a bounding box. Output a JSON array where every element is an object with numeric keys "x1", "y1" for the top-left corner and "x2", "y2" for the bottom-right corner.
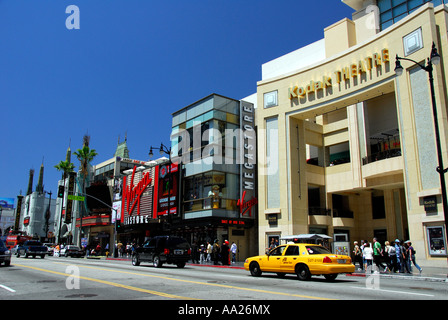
[
  {"x1": 269, "y1": 238, "x2": 276, "y2": 250},
  {"x1": 221, "y1": 240, "x2": 230, "y2": 266},
  {"x1": 206, "y1": 241, "x2": 212, "y2": 263},
  {"x1": 384, "y1": 241, "x2": 396, "y2": 272},
  {"x1": 406, "y1": 241, "x2": 422, "y2": 274},
  {"x1": 373, "y1": 238, "x2": 386, "y2": 272},
  {"x1": 230, "y1": 242, "x2": 237, "y2": 264},
  {"x1": 362, "y1": 241, "x2": 373, "y2": 272},
  {"x1": 96, "y1": 244, "x2": 102, "y2": 256},
  {"x1": 126, "y1": 243, "x2": 131, "y2": 258},
  {"x1": 212, "y1": 240, "x2": 220, "y2": 265},
  {"x1": 117, "y1": 241, "x2": 123, "y2": 258},
  {"x1": 394, "y1": 239, "x2": 402, "y2": 272},
  {"x1": 192, "y1": 241, "x2": 199, "y2": 264},
  {"x1": 401, "y1": 241, "x2": 411, "y2": 273},
  {"x1": 360, "y1": 240, "x2": 367, "y2": 270},
  {"x1": 199, "y1": 244, "x2": 206, "y2": 264},
  {"x1": 353, "y1": 241, "x2": 363, "y2": 271}
]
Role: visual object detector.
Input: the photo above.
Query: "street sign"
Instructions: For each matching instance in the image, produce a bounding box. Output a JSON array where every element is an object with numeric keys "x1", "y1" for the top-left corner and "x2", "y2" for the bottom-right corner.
[{"x1": 67, "y1": 195, "x2": 85, "y2": 201}]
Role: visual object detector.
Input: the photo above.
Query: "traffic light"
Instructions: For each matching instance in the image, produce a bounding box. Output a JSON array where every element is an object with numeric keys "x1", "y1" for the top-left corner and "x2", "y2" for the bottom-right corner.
[{"x1": 57, "y1": 185, "x2": 65, "y2": 198}]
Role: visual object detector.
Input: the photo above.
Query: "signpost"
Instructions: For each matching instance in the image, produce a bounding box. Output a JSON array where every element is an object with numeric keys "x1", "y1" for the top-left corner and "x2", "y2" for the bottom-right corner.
[{"x1": 67, "y1": 195, "x2": 85, "y2": 202}]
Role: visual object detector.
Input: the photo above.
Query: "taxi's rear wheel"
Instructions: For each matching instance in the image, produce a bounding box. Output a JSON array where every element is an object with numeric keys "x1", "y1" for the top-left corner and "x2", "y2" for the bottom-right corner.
[
  {"x1": 249, "y1": 262, "x2": 262, "y2": 277},
  {"x1": 296, "y1": 264, "x2": 311, "y2": 281},
  {"x1": 324, "y1": 274, "x2": 338, "y2": 281}
]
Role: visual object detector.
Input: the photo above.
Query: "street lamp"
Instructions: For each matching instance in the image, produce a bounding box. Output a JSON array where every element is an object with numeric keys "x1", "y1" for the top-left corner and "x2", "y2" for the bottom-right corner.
[
  {"x1": 149, "y1": 143, "x2": 171, "y2": 158},
  {"x1": 395, "y1": 42, "x2": 448, "y2": 248}
]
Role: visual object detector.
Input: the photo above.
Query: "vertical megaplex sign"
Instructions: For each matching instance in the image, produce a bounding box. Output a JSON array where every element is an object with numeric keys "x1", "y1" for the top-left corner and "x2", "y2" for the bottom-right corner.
[
  {"x1": 238, "y1": 101, "x2": 258, "y2": 217},
  {"x1": 15, "y1": 195, "x2": 24, "y2": 231}
]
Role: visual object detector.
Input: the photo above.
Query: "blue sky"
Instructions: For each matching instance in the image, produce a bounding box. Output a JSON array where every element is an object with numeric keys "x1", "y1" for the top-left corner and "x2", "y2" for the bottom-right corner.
[{"x1": 0, "y1": 0, "x2": 353, "y2": 202}]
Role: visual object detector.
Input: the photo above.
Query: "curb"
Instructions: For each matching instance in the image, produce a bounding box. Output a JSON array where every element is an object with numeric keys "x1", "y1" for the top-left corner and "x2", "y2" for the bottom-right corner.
[{"x1": 346, "y1": 272, "x2": 447, "y2": 282}]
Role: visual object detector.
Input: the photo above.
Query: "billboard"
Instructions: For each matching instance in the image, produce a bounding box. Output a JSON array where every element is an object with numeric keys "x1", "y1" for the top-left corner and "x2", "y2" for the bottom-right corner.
[
  {"x1": 121, "y1": 166, "x2": 154, "y2": 225},
  {"x1": 153, "y1": 162, "x2": 179, "y2": 218},
  {"x1": 0, "y1": 198, "x2": 14, "y2": 209}
]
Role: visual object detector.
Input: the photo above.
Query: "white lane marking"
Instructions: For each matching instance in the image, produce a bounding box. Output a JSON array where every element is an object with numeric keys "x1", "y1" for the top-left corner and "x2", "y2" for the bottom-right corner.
[
  {"x1": 0, "y1": 284, "x2": 16, "y2": 293},
  {"x1": 351, "y1": 286, "x2": 434, "y2": 297}
]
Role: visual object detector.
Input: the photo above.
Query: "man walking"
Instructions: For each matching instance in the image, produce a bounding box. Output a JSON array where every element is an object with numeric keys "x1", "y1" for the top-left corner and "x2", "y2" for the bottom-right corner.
[{"x1": 373, "y1": 238, "x2": 386, "y2": 272}]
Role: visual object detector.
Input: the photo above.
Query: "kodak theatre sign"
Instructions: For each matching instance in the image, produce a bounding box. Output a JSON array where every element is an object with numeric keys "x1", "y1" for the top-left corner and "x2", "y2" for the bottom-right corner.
[{"x1": 288, "y1": 48, "x2": 390, "y2": 101}]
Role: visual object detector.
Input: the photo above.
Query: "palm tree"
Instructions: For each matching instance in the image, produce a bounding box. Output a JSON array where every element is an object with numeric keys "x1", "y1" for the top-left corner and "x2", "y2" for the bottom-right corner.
[
  {"x1": 54, "y1": 160, "x2": 75, "y2": 180},
  {"x1": 73, "y1": 135, "x2": 98, "y2": 180},
  {"x1": 73, "y1": 135, "x2": 98, "y2": 247}
]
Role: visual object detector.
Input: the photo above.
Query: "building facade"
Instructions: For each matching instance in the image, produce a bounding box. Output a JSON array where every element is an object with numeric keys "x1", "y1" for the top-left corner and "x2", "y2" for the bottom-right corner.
[
  {"x1": 170, "y1": 94, "x2": 258, "y2": 260},
  {"x1": 256, "y1": 1, "x2": 448, "y2": 266}
]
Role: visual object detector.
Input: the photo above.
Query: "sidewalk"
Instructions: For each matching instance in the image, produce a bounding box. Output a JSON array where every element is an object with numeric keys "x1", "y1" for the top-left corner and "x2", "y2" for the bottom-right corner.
[
  {"x1": 107, "y1": 257, "x2": 447, "y2": 282},
  {"x1": 348, "y1": 265, "x2": 448, "y2": 282}
]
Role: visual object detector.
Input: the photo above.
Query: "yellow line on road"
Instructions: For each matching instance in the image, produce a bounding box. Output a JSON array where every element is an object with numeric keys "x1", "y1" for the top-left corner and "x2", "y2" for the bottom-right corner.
[
  {"x1": 14, "y1": 263, "x2": 193, "y2": 300},
  {"x1": 53, "y1": 261, "x2": 334, "y2": 300}
]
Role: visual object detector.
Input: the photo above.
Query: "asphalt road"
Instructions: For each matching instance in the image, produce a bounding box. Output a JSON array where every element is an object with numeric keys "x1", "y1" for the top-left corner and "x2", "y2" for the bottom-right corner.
[{"x1": 1, "y1": 256, "x2": 446, "y2": 305}]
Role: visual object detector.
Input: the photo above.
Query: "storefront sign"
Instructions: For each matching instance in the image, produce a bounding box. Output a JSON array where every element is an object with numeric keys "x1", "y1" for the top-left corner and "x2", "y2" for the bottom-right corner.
[
  {"x1": 153, "y1": 162, "x2": 179, "y2": 218},
  {"x1": 221, "y1": 219, "x2": 246, "y2": 226},
  {"x1": 423, "y1": 196, "x2": 437, "y2": 213},
  {"x1": 122, "y1": 166, "x2": 152, "y2": 216},
  {"x1": 124, "y1": 214, "x2": 152, "y2": 225},
  {"x1": 239, "y1": 100, "x2": 257, "y2": 218},
  {"x1": 237, "y1": 190, "x2": 258, "y2": 217},
  {"x1": 288, "y1": 48, "x2": 390, "y2": 102}
]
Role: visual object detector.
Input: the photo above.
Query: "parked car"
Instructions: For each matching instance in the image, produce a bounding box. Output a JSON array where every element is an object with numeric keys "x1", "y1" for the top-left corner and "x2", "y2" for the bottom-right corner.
[
  {"x1": 132, "y1": 236, "x2": 191, "y2": 268},
  {"x1": 0, "y1": 240, "x2": 11, "y2": 266},
  {"x1": 61, "y1": 245, "x2": 85, "y2": 258},
  {"x1": 17, "y1": 240, "x2": 47, "y2": 259}
]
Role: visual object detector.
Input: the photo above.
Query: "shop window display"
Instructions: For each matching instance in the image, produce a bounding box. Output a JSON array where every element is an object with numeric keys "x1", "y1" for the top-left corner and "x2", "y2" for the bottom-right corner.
[{"x1": 183, "y1": 172, "x2": 238, "y2": 213}]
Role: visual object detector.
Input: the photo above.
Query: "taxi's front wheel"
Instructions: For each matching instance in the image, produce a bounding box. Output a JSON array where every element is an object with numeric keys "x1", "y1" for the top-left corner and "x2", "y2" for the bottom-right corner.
[{"x1": 249, "y1": 262, "x2": 262, "y2": 277}]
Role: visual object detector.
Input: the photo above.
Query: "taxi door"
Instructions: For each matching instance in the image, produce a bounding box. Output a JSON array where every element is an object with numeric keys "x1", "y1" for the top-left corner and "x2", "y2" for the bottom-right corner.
[
  {"x1": 263, "y1": 245, "x2": 286, "y2": 272},
  {"x1": 280, "y1": 245, "x2": 301, "y2": 273}
]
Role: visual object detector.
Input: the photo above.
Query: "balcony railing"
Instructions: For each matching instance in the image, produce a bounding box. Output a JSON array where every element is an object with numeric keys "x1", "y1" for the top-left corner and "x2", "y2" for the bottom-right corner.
[
  {"x1": 308, "y1": 207, "x2": 331, "y2": 216},
  {"x1": 362, "y1": 148, "x2": 401, "y2": 165}
]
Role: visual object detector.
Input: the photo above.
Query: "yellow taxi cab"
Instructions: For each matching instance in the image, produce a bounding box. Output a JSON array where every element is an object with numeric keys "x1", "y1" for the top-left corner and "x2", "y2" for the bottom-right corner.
[{"x1": 244, "y1": 243, "x2": 355, "y2": 281}]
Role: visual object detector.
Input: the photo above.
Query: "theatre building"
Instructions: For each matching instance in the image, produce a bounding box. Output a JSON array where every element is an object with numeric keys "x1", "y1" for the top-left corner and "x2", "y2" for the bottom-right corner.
[{"x1": 256, "y1": 1, "x2": 448, "y2": 266}]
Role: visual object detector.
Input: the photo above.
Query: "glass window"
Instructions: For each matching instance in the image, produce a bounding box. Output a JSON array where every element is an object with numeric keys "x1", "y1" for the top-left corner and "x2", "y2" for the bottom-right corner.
[
  {"x1": 426, "y1": 226, "x2": 447, "y2": 256},
  {"x1": 285, "y1": 245, "x2": 300, "y2": 256},
  {"x1": 266, "y1": 117, "x2": 280, "y2": 208},
  {"x1": 269, "y1": 245, "x2": 286, "y2": 256},
  {"x1": 392, "y1": 0, "x2": 406, "y2": 6},
  {"x1": 378, "y1": 0, "x2": 447, "y2": 31},
  {"x1": 264, "y1": 91, "x2": 278, "y2": 109},
  {"x1": 378, "y1": 0, "x2": 392, "y2": 11},
  {"x1": 305, "y1": 246, "x2": 332, "y2": 255},
  {"x1": 183, "y1": 171, "x2": 238, "y2": 212}
]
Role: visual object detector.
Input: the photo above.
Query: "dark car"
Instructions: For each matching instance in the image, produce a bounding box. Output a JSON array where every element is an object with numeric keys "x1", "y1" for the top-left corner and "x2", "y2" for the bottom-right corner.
[
  {"x1": 132, "y1": 236, "x2": 191, "y2": 268},
  {"x1": 0, "y1": 240, "x2": 11, "y2": 266},
  {"x1": 61, "y1": 245, "x2": 85, "y2": 258}
]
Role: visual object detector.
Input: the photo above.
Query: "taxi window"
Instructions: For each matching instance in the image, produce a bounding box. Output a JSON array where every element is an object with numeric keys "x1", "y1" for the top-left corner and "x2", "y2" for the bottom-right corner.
[
  {"x1": 285, "y1": 245, "x2": 299, "y2": 256},
  {"x1": 305, "y1": 246, "x2": 332, "y2": 255},
  {"x1": 269, "y1": 246, "x2": 286, "y2": 256}
]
